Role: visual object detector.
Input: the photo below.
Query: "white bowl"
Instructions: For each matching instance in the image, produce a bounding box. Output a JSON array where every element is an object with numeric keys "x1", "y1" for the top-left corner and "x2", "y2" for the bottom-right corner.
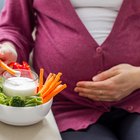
[{"x1": 0, "y1": 99, "x2": 53, "y2": 126}]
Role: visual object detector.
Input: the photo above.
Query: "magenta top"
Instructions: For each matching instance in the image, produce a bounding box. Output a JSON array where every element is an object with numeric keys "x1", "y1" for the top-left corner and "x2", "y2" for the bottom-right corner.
[{"x1": 0, "y1": 0, "x2": 140, "y2": 132}]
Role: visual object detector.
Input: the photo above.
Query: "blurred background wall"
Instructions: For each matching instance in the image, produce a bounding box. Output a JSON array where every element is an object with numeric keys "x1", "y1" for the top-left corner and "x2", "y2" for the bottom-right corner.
[{"x1": 0, "y1": 0, "x2": 4, "y2": 11}]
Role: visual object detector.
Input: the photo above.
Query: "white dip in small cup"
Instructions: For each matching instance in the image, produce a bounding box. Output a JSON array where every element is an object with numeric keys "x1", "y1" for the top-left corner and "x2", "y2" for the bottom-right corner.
[
  {"x1": 3, "y1": 77, "x2": 37, "y2": 97},
  {"x1": 2, "y1": 69, "x2": 38, "y2": 97}
]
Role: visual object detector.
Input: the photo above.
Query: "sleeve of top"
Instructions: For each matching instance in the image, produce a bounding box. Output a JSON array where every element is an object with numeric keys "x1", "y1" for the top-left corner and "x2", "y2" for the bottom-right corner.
[{"x1": 0, "y1": 0, "x2": 35, "y2": 62}]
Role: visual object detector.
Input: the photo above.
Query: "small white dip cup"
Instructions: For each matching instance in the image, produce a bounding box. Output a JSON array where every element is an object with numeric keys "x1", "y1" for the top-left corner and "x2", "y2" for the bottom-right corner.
[{"x1": 2, "y1": 69, "x2": 38, "y2": 97}]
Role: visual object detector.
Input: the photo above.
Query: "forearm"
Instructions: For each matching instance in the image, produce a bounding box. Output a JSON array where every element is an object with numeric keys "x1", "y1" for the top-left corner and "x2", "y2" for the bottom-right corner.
[{"x1": 0, "y1": 0, "x2": 35, "y2": 62}]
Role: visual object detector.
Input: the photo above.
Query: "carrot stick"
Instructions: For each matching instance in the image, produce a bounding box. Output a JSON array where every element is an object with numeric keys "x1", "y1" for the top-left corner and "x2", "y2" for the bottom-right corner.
[
  {"x1": 42, "y1": 72, "x2": 62, "y2": 96},
  {"x1": 46, "y1": 73, "x2": 53, "y2": 81},
  {"x1": 0, "y1": 60, "x2": 21, "y2": 76},
  {"x1": 55, "y1": 81, "x2": 62, "y2": 87},
  {"x1": 42, "y1": 80, "x2": 62, "y2": 98},
  {"x1": 39, "y1": 74, "x2": 55, "y2": 95},
  {"x1": 38, "y1": 68, "x2": 44, "y2": 91},
  {"x1": 43, "y1": 84, "x2": 67, "y2": 103}
]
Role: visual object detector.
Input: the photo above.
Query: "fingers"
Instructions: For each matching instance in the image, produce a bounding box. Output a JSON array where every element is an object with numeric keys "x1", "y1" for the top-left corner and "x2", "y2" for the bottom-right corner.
[
  {"x1": 79, "y1": 92, "x2": 115, "y2": 102},
  {"x1": 75, "y1": 87, "x2": 121, "y2": 102},
  {"x1": 78, "y1": 92, "x2": 101, "y2": 101},
  {"x1": 0, "y1": 42, "x2": 17, "y2": 74},
  {"x1": 75, "y1": 80, "x2": 112, "y2": 90},
  {"x1": 74, "y1": 80, "x2": 116, "y2": 102},
  {"x1": 75, "y1": 86, "x2": 109, "y2": 97},
  {"x1": 0, "y1": 69, "x2": 4, "y2": 75},
  {"x1": 74, "y1": 80, "x2": 113, "y2": 101},
  {"x1": 0, "y1": 42, "x2": 17, "y2": 63},
  {"x1": 92, "y1": 66, "x2": 119, "y2": 82}
]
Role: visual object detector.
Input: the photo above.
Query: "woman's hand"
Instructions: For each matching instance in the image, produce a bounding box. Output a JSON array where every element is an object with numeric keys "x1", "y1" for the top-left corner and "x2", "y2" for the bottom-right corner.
[
  {"x1": 0, "y1": 42, "x2": 17, "y2": 74},
  {"x1": 74, "y1": 64, "x2": 140, "y2": 102}
]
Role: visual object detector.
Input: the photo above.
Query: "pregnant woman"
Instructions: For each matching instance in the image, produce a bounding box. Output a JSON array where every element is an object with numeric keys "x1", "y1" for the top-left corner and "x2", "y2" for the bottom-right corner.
[{"x1": 0, "y1": 0, "x2": 140, "y2": 140}]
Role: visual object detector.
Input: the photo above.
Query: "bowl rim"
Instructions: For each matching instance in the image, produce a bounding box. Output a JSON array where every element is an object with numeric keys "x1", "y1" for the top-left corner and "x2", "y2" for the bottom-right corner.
[{"x1": 3, "y1": 69, "x2": 38, "y2": 82}]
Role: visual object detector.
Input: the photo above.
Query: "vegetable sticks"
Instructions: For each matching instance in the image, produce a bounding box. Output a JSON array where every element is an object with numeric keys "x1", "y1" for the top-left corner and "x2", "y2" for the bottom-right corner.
[
  {"x1": 42, "y1": 72, "x2": 62, "y2": 96},
  {"x1": 46, "y1": 73, "x2": 53, "y2": 81},
  {"x1": 55, "y1": 81, "x2": 62, "y2": 88},
  {"x1": 37, "y1": 71, "x2": 67, "y2": 103},
  {"x1": 38, "y1": 68, "x2": 44, "y2": 91},
  {"x1": 0, "y1": 60, "x2": 21, "y2": 76},
  {"x1": 43, "y1": 84, "x2": 67, "y2": 103},
  {"x1": 42, "y1": 80, "x2": 62, "y2": 98},
  {"x1": 39, "y1": 74, "x2": 55, "y2": 95}
]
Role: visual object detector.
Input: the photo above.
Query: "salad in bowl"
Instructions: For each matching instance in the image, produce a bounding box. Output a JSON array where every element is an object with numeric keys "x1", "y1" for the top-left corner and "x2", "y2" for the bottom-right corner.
[{"x1": 0, "y1": 61, "x2": 67, "y2": 126}]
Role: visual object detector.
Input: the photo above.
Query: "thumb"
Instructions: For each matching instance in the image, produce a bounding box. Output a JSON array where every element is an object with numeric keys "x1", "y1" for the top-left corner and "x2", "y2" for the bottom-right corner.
[{"x1": 92, "y1": 68, "x2": 118, "y2": 82}]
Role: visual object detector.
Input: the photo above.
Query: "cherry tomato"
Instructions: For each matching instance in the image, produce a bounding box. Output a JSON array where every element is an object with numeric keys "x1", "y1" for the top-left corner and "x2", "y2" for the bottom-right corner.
[{"x1": 8, "y1": 61, "x2": 31, "y2": 70}]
